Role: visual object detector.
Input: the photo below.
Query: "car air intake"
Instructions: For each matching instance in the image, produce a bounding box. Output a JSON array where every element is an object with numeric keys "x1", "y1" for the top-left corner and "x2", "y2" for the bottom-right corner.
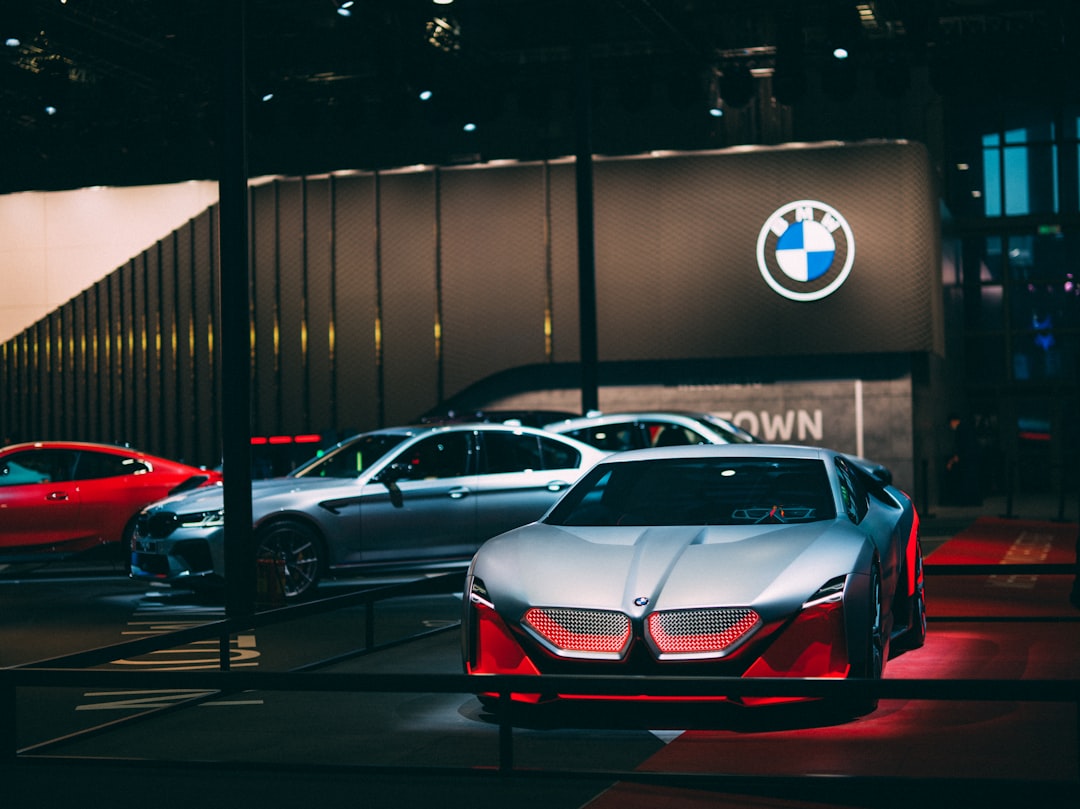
[
  {"x1": 647, "y1": 607, "x2": 760, "y2": 657},
  {"x1": 523, "y1": 607, "x2": 631, "y2": 658}
]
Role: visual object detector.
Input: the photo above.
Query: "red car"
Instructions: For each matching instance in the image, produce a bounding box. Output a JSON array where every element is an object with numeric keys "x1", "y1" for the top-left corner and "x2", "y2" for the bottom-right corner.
[{"x1": 0, "y1": 441, "x2": 221, "y2": 560}]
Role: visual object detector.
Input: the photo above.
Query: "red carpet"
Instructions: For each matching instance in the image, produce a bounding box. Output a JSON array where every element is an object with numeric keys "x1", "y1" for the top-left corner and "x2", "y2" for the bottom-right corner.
[
  {"x1": 583, "y1": 518, "x2": 1080, "y2": 809},
  {"x1": 927, "y1": 516, "x2": 1077, "y2": 566},
  {"x1": 926, "y1": 517, "x2": 1078, "y2": 619}
]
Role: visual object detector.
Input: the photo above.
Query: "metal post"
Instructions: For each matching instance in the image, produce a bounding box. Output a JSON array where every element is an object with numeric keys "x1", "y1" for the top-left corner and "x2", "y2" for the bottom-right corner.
[
  {"x1": 498, "y1": 690, "x2": 514, "y2": 773},
  {"x1": 574, "y1": 17, "x2": 599, "y2": 415},
  {"x1": 1, "y1": 680, "x2": 14, "y2": 765},
  {"x1": 220, "y1": 0, "x2": 256, "y2": 620}
]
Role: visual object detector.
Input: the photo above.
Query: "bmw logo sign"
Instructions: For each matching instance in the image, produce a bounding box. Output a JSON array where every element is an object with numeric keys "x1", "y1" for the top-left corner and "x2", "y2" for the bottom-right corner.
[
  {"x1": 634, "y1": 596, "x2": 650, "y2": 607},
  {"x1": 756, "y1": 200, "x2": 855, "y2": 302}
]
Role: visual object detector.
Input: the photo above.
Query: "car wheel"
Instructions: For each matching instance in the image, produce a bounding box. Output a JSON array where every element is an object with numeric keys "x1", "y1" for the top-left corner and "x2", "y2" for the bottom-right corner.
[
  {"x1": 894, "y1": 540, "x2": 927, "y2": 651},
  {"x1": 256, "y1": 519, "x2": 324, "y2": 600},
  {"x1": 841, "y1": 562, "x2": 884, "y2": 716}
]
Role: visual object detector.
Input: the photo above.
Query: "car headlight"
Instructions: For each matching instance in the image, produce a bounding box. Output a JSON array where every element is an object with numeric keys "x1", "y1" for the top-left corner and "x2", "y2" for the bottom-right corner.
[
  {"x1": 177, "y1": 509, "x2": 226, "y2": 529},
  {"x1": 803, "y1": 575, "x2": 848, "y2": 608}
]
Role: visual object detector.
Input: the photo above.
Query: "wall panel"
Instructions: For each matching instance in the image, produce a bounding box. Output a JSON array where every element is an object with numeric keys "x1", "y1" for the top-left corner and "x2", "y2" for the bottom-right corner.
[
  {"x1": 275, "y1": 180, "x2": 308, "y2": 434},
  {"x1": 331, "y1": 175, "x2": 379, "y2": 434},
  {"x1": 191, "y1": 209, "x2": 218, "y2": 464},
  {"x1": 440, "y1": 164, "x2": 550, "y2": 398},
  {"x1": 379, "y1": 171, "x2": 438, "y2": 423},
  {"x1": 303, "y1": 179, "x2": 334, "y2": 434},
  {"x1": 158, "y1": 235, "x2": 180, "y2": 461},
  {"x1": 173, "y1": 225, "x2": 196, "y2": 462},
  {"x1": 251, "y1": 182, "x2": 281, "y2": 436}
]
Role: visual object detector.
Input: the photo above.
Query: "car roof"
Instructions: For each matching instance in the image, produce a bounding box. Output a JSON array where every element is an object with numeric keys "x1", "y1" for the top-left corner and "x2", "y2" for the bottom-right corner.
[
  {"x1": 0, "y1": 440, "x2": 149, "y2": 455},
  {"x1": 594, "y1": 443, "x2": 834, "y2": 464},
  {"x1": 341, "y1": 421, "x2": 610, "y2": 451},
  {"x1": 546, "y1": 410, "x2": 708, "y2": 426}
]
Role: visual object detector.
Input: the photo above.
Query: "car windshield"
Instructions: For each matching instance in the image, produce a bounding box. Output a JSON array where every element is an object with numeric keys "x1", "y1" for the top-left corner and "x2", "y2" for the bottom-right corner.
[
  {"x1": 289, "y1": 433, "x2": 409, "y2": 479},
  {"x1": 546, "y1": 457, "x2": 835, "y2": 526},
  {"x1": 697, "y1": 414, "x2": 762, "y2": 444}
]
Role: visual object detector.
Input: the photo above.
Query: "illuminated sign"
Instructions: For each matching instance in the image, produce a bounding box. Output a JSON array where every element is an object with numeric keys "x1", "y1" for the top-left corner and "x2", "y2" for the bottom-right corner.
[{"x1": 756, "y1": 200, "x2": 855, "y2": 302}]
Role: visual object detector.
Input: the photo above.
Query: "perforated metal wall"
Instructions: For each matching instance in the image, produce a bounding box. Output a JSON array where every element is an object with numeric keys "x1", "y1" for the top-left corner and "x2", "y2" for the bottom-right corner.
[{"x1": 0, "y1": 143, "x2": 940, "y2": 468}]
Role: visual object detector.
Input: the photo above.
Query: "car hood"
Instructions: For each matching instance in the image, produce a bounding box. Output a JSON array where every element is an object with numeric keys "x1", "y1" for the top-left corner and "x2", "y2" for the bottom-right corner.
[
  {"x1": 144, "y1": 476, "x2": 357, "y2": 513},
  {"x1": 473, "y1": 521, "x2": 864, "y2": 619}
]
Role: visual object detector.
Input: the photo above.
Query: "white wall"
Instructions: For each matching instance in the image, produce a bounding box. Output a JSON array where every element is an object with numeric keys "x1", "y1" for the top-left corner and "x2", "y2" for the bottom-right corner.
[{"x1": 0, "y1": 181, "x2": 219, "y2": 343}]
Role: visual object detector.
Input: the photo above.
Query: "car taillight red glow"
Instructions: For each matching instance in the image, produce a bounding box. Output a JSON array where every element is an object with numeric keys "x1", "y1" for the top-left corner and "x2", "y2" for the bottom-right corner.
[
  {"x1": 647, "y1": 607, "x2": 760, "y2": 656},
  {"x1": 523, "y1": 607, "x2": 631, "y2": 655}
]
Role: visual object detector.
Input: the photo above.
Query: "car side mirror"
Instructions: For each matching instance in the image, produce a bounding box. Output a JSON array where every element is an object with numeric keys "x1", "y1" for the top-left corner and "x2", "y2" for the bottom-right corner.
[{"x1": 375, "y1": 463, "x2": 408, "y2": 508}]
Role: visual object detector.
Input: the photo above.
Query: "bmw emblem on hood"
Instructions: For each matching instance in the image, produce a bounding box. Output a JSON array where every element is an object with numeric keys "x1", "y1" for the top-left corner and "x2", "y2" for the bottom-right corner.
[
  {"x1": 634, "y1": 596, "x2": 650, "y2": 607},
  {"x1": 756, "y1": 199, "x2": 855, "y2": 302}
]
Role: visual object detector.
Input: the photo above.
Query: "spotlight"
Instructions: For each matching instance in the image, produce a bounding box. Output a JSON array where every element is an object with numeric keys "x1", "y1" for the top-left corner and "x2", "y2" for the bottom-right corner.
[
  {"x1": 336, "y1": 1, "x2": 354, "y2": 17},
  {"x1": 426, "y1": 15, "x2": 461, "y2": 52}
]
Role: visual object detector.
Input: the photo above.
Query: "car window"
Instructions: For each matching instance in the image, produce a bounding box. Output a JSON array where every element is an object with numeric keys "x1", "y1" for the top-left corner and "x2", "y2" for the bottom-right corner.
[
  {"x1": 698, "y1": 414, "x2": 761, "y2": 444},
  {"x1": 74, "y1": 450, "x2": 150, "y2": 480},
  {"x1": 538, "y1": 434, "x2": 582, "y2": 470},
  {"x1": 835, "y1": 457, "x2": 869, "y2": 523},
  {"x1": 292, "y1": 433, "x2": 409, "y2": 478},
  {"x1": 391, "y1": 431, "x2": 472, "y2": 480},
  {"x1": 0, "y1": 449, "x2": 77, "y2": 486},
  {"x1": 548, "y1": 457, "x2": 835, "y2": 527},
  {"x1": 645, "y1": 422, "x2": 704, "y2": 447},
  {"x1": 480, "y1": 431, "x2": 545, "y2": 474},
  {"x1": 562, "y1": 422, "x2": 644, "y2": 451}
]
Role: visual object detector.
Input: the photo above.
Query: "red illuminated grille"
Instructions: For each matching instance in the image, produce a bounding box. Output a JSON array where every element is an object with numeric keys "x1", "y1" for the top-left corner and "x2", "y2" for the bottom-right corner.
[
  {"x1": 647, "y1": 608, "x2": 760, "y2": 656},
  {"x1": 523, "y1": 607, "x2": 631, "y2": 655}
]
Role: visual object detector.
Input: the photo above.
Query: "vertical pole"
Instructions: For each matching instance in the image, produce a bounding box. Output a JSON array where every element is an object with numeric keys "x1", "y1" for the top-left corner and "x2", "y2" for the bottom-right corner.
[
  {"x1": 1, "y1": 680, "x2": 15, "y2": 765},
  {"x1": 221, "y1": 0, "x2": 256, "y2": 620},
  {"x1": 574, "y1": 19, "x2": 599, "y2": 415},
  {"x1": 498, "y1": 690, "x2": 514, "y2": 773}
]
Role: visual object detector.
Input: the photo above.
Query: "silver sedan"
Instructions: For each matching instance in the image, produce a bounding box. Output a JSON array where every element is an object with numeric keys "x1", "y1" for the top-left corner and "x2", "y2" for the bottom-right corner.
[{"x1": 130, "y1": 423, "x2": 608, "y2": 599}]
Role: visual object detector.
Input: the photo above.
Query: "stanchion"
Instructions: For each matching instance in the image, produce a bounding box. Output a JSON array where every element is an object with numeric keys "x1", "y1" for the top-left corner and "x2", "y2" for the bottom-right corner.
[{"x1": 255, "y1": 555, "x2": 287, "y2": 609}]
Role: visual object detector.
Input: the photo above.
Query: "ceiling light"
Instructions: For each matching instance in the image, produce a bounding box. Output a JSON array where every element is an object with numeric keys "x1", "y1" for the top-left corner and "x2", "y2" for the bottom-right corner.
[
  {"x1": 426, "y1": 16, "x2": 461, "y2": 52},
  {"x1": 5, "y1": 37, "x2": 20, "y2": 47}
]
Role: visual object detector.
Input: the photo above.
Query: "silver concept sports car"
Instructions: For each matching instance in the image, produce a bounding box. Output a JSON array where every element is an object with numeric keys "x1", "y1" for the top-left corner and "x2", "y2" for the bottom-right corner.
[
  {"x1": 130, "y1": 423, "x2": 608, "y2": 599},
  {"x1": 463, "y1": 444, "x2": 925, "y2": 713}
]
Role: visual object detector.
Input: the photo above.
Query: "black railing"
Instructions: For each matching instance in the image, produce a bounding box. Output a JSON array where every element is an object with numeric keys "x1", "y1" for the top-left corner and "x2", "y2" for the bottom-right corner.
[{"x1": 3, "y1": 565, "x2": 1078, "y2": 800}]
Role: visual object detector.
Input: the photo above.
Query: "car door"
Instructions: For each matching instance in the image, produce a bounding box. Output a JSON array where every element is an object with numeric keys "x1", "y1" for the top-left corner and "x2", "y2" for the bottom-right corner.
[
  {"x1": 72, "y1": 449, "x2": 157, "y2": 543},
  {"x1": 472, "y1": 430, "x2": 585, "y2": 543},
  {"x1": 0, "y1": 448, "x2": 83, "y2": 551},
  {"x1": 355, "y1": 430, "x2": 479, "y2": 563}
]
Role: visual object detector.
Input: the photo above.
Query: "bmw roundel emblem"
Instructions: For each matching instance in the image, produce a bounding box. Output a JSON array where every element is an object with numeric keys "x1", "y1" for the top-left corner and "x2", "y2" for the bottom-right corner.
[
  {"x1": 634, "y1": 596, "x2": 650, "y2": 607},
  {"x1": 756, "y1": 200, "x2": 855, "y2": 302}
]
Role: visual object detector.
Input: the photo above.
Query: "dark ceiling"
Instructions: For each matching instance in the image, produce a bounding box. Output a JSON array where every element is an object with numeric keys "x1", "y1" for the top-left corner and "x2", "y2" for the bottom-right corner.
[{"x1": 2, "y1": 1, "x2": 1075, "y2": 195}]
